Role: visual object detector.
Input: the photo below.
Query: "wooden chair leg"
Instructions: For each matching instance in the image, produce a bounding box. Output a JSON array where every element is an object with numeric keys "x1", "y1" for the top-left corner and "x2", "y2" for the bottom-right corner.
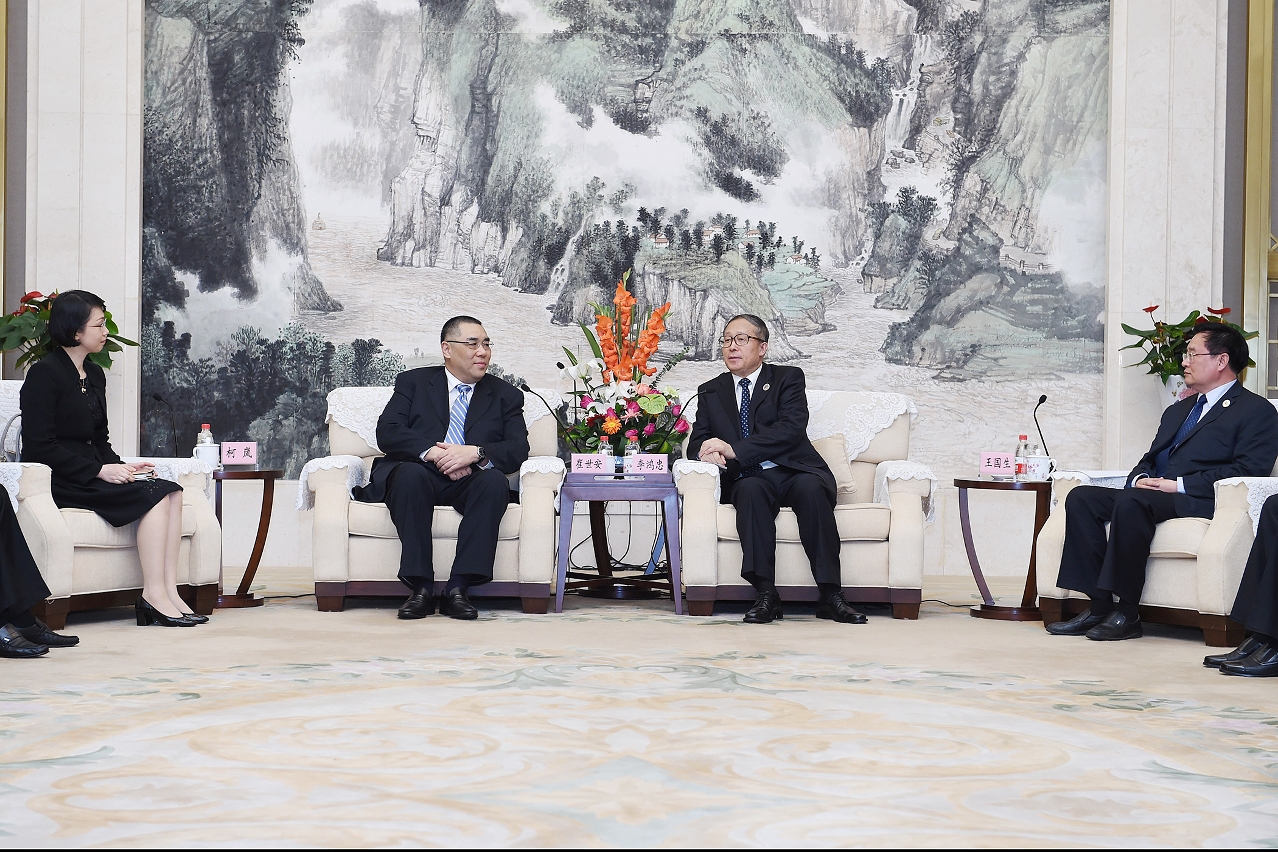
[
  {"x1": 1200, "y1": 614, "x2": 1245, "y2": 648},
  {"x1": 37, "y1": 598, "x2": 70, "y2": 630},
  {"x1": 891, "y1": 602, "x2": 920, "y2": 620},
  {"x1": 687, "y1": 599, "x2": 715, "y2": 616},
  {"x1": 192, "y1": 583, "x2": 218, "y2": 616},
  {"x1": 1039, "y1": 597, "x2": 1064, "y2": 628},
  {"x1": 316, "y1": 595, "x2": 345, "y2": 612},
  {"x1": 521, "y1": 597, "x2": 549, "y2": 614}
]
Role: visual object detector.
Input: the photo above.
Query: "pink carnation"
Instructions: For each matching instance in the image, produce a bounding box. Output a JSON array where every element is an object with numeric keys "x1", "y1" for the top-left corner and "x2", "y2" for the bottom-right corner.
[
  {"x1": 625, "y1": 429, "x2": 640, "y2": 439},
  {"x1": 626, "y1": 400, "x2": 642, "y2": 415},
  {"x1": 642, "y1": 423, "x2": 656, "y2": 436},
  {"x1": 674, "y1": 417, "x2": 689, "y2": 434},
  {"x1": 637, "y1": 384, "x2": 653, "y2": 395},
  {"x1": 580, "y1": 394, "x2": 594, "y2": 405},
  {"x1": 669, "y1": 404, "x2": 681, "y2": 417}
]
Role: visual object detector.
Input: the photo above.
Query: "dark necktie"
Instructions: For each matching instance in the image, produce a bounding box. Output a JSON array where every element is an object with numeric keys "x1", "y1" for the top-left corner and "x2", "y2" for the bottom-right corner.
[
  {"x1": 739, "y1": 377, "x2": 761, "y2": 475},
  {"x1": 1154, "y1": 394, "x2": 1206, "y2": 478}
]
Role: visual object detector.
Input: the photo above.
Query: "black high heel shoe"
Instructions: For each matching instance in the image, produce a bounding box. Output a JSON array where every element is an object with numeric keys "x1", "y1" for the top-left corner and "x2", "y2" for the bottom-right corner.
[
  {"x1": 178, "y1": 611, "x2": 209, "y2": 624},
  {"x1": 136, "y1": 597, "x2": 196, "y2": 627}
]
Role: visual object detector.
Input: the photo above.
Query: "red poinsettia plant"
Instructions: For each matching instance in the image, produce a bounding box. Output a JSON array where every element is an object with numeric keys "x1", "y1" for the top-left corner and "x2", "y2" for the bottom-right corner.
[
  {"x1": 558, "y1": 271, "x2": 690, "y2": 454},
  {"x1": 0, "y1": 291, "x2": 137, "y2": 370}
]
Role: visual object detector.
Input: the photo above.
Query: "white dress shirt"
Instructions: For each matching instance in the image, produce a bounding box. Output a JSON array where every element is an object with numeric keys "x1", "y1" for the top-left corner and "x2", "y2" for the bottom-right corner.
[
  {"x1": 732, "y1": 365, "x2": 776, "y2": 470},
  {"x1": 421, "y1": 369, "x2": 492, "y2": 469}
]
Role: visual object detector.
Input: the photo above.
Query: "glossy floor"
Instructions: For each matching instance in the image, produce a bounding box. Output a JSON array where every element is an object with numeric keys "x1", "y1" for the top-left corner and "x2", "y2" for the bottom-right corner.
[{"x1": 2, "y1": 574, "x2": 1275, "y2": 846}]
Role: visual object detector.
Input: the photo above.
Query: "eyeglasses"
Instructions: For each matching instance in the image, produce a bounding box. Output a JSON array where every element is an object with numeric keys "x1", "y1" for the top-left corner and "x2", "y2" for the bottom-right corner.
[
  {"x1": 85, "y1": 320, "x2": 107, "y2": 329},
  {"x1": 445, "y1": 339, "x2": 494, "y2": 352},
  {"x1": 1182, "y1": 350, "x2": 1219, "y2": 362},
  {"x1": 720, "y1": 333, "x2": 765, "y2": 348}
]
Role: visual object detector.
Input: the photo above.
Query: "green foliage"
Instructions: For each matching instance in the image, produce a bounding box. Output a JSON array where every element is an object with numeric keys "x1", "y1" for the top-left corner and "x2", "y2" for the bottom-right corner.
[
  {"x1": 0, "y1": 292, "x2": 138, "y2": 371},
  {"x1": 1120, "y1": 309, "x2": 1257, "y2": 383}
]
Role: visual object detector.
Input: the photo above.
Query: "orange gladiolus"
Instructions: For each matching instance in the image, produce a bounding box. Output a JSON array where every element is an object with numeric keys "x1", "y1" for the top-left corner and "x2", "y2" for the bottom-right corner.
[
  {"x1": 631, "y1": 302, "x2": 671, "y2": 376},
  {"x1": 595, "y1": 312, "x2": 620, "y2": 382}
]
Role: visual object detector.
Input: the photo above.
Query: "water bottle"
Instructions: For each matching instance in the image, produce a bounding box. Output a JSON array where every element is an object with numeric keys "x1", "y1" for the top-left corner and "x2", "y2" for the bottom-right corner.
[
  {"x1": 1014, "y1": 434, "x2": 1028, "y2": 481},
  {"x1": 598, "y1": 440, "x2": 618, "y2": 474},
  {"x1": 193, "y1": 423, "x2": 219, "y2": 468},
  {"x1": 197, "y1": 424, "x2": 215, "y2": 446},
  {"x1": 625, "y1": 437, "x2": 640, "y2": 458}
]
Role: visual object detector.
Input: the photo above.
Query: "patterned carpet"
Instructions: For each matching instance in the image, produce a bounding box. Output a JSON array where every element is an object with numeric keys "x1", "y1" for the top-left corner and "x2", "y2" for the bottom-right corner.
[{"x1": 3, "y1": 578, "x2": 1277, "y2": 846}]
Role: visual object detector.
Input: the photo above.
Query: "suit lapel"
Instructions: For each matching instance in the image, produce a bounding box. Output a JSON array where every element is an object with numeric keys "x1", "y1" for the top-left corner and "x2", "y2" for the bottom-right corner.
[
  {"x1": 426, "y1": 368, "x2": 449, "y2": 428},
  {"x1": 465, "y1": 377, "x2": 495, "y2": 434},
  {"x1": 749, "y1": 363, "x2": 771, "y2": 432},
  {"x1": 1176, "y1": 382, "x2": 1240, "y2": 449}
]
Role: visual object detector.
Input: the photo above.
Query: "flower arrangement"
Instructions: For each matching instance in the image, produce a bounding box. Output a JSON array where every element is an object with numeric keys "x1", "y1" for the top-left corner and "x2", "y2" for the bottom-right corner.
[
  {"x1": 558, "y1": 271, "x2": 690, "y2": 455},
  {"x1": 0, "y1": 291, "x2": 138, "y2": 371},
  {"x1": 1120, "y1": 305, "x2": 1256, "y2": 383}
]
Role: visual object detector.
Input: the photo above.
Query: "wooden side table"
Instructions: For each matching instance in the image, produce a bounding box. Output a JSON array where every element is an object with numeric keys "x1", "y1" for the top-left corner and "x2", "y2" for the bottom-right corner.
[
  {"x1": 555, "y1": 472, "x2": 684, "y2": 614},
  {"x1": 214, "y1": 469, "x2": 284, "y2": 608},
  {"x1": 953, "y1": 477, "x2": 1052, "y2": 621}
]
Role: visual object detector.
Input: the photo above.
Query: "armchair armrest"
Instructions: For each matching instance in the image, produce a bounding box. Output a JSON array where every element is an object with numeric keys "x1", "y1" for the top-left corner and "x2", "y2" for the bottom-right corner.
[
  {"x1": 517, "y1": 457, "x2": 565, "y2": 586},
  {"x1": 1198, "y1": 477, "x2": 1278, "y2": 615},
  {"x1": 674, "y1": 461, "x2": 720, "y2": 589},
  {"x1": 0, "y1": 463, "x2": 73, "y2": 597},
  {"x1": 305, "y1": 458, "x2": 366, "y2": 583},
  {"x1": 873, "y1": 461, "x2": 934, "y2": 589}
]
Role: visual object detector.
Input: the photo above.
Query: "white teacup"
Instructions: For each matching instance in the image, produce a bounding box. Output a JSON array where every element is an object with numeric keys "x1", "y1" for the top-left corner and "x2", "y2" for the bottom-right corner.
[
  {"x1": 1024, "y1": 455, "x2": 1055, "y2": 481},
  {"x1": 192, "y1": 444, "x2": 220, "y2": 467}
]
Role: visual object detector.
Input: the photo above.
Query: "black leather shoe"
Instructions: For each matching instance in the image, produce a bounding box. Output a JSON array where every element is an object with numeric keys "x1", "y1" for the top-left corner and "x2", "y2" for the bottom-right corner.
[
  {"x1": 743, "y1": 590, "x2": 783, "y2": 624},
  {"x1": 17, "y1": 618, "x2": 78, "y2": 647},
  {"x1": 136, "y1": 597, "x2": 196, "y2": 627},
  {"x1": 815, "y1": 593, "x2": 867, "y2": 624},
  {"x1": 1045, "y1": 609, "x2": 1107, "y2": 636},
  {"x1": 1219, "y1": 643, "x2": 1278, "y2": 677},
  {"x1": 397, "y1": 590, "x2": 435, "y2": 620},
  {"x1": 1204, "y1": 635, "x2": 1266, "y2": 668},
  {"x1": 0, "y1": 623, "x2": 48, "y2": 658},
  {"x1": 438, "y1": 589, "x2": 478, "y2": 620},
  {"x1": 1085, "y1": 611, "x2": 1143, "y2": 641},
  {"x1": 178, "y1": 612, "x2": 209, "y2": 624}
]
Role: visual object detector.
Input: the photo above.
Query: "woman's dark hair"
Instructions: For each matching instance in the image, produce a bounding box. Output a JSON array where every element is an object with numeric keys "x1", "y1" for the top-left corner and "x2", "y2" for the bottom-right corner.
[{"x1": 48, "y1": 290, "x2": 107, "y2": 348}]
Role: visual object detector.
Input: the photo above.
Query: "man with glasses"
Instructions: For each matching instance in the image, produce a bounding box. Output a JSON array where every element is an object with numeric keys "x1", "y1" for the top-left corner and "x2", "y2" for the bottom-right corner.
[
  {"x1": 355, "y1": 315, "x2": 529, "y2": 620},
  {"x1": 688, "y1": 314, "x2": 866, "y2": 625},
  {"x1": 1049, "y1": 323, "x2": 1278, "y2": 641}
]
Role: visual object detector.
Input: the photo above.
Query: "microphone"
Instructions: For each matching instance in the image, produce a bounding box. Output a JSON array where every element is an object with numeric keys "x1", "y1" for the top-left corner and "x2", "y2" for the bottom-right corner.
[
  {"x1": 1032, "y1": 393, "x2": 1051, "y2": 458},
  {"x1": 519, "y1": 384, "x2": 586, "y2": 452},
  {"x1": 152, "y1": 394, "x2": 179, "y2": 455}
]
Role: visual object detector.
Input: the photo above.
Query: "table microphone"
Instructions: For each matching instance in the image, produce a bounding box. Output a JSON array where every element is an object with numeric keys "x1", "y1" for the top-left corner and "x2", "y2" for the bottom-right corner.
[
  {"x1": 1032, "y1": 393, "x2": 1051, "y2": 457},
  {"x1": 152, "y1": 393, "x2": 179, "y2": 454}
]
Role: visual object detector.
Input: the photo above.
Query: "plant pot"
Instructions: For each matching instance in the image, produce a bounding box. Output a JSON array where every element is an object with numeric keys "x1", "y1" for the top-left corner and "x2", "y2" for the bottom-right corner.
[{"x1": 1160, "y1": 374, "x2": 1188, "y2": 408}]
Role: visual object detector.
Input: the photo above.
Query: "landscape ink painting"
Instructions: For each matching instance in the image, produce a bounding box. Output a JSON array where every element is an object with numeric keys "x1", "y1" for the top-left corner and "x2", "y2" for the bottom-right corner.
[{"x1": 141, "y1": 0, "x2": 1109, "y2": 480}]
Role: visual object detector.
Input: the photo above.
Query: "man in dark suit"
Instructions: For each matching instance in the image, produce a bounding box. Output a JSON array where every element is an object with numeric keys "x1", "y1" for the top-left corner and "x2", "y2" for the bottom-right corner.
[
  {"x1": 355, "y1": 316, "x2": 529, "y2": 620},
  {"x1": 689, "y1": 314, "x2": 864, "y2": 625},
  {"x1": 1204, "y1": 495, "x2": 1278, "y2": 676},
  {"x1": 1050, "y1": 323, "x2": 1278, "y2": 641}
]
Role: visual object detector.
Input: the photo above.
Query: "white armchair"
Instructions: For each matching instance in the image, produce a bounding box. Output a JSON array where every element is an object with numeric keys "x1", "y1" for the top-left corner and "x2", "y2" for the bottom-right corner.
[
  {"x1": 675, "y1": 391, "x2": 934, "y2": 617},
  {"x1": 0, "y1": 381, "x2": 221, "y2": 628},
  {"x1": 1035, "y1": 470, "x2": 1278, "y2": 646},
  {"x1": 302, "y1": 386, "x2": 565, "y2": 613}
]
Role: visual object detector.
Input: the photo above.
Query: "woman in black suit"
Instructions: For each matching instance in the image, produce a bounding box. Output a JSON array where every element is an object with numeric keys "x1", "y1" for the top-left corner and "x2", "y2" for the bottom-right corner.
[{"x1": 20, "y1": 290, "x2": 203, "y2": 627}]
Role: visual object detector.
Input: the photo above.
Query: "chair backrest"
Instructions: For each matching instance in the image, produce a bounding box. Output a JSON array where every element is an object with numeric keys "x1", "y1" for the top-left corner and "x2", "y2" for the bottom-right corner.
[
  {"x1": 326, "y1": 385, "x2": 560, "y2": 460},
  {"x1": 0, "y1": 380, "x2": 23, "y2": 460},
  {"x1": 679, "y1": 388, "x2": 914, "y2": 501}
]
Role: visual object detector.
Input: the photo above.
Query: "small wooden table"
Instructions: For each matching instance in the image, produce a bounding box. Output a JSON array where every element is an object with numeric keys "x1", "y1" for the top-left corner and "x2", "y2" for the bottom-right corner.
[
  {"x1": 953, "y1": 477, "x2": 1052, "y2": 621},
  {"x1": 555, "y1": 472, "x2": 683, "y2": 614},
  {"x1": 214, "y1": 469, "x2": 284, "y2": 608}
]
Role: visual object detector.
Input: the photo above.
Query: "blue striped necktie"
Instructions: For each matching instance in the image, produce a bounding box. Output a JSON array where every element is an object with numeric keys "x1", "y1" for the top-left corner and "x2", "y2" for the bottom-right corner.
[
  {"x1": 1154, "y1": 394, "x2": 1205, "y2": 478},
  {"x1": 446, "y1": 385, "x2": 471, "y2": 445}
]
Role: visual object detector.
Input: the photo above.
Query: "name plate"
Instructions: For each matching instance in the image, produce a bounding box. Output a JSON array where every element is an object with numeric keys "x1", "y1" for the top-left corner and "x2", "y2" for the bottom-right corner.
[
  {"x1": 623, "y1": 453, "x2": 667, "y2": 474},
  {"x1": 979, "y1": 452, "x2": 1014, "y2": 477},
  {"x1": 570, "y1": 453, "x2": 612, "y2": 473},
  {"x1": 221, "y1": 441, "x2": 258, "y2": 465}
]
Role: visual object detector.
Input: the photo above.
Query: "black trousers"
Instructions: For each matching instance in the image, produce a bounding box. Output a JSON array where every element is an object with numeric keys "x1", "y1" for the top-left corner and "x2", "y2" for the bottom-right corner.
[
  {"x1": 728, "y1": 466, "x2": 840, "y2": 585},
  {"x1": 0, "y1": 493, "x2": 50, "y2": 622},
  {"x1": 383, "y1": 463, "x2": 511, "y2": 589},
  {"x1": 1230, "y1": 494, "x2": 1278, "y2": 638},
  {"x1": 1058, "y1": 485, "x2": 1187, "y2": 602}
]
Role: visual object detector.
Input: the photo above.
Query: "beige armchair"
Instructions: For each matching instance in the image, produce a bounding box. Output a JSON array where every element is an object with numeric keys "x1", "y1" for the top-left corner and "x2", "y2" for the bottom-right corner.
[
  {"x1": 0, "y1": 381, "x2": 220, "y2": 628},
  {"x1": 1035, "y1": 471, "x2": 1278, "y2": 646},
  {"x1": 0, "y1": 460, "x2": 221, "y2": 628},
  {"x1": 675, "y1": 391, "x2": 934, "y2": 617},
  {"x1": 302, "y1": 387, "x2": 564, "y2": 613}
]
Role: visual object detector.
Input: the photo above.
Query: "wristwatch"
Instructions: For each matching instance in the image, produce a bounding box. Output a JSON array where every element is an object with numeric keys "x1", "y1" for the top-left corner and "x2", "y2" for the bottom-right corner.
[{"x1": 475, "y1": 446, "x2": 487, "y2": 462}]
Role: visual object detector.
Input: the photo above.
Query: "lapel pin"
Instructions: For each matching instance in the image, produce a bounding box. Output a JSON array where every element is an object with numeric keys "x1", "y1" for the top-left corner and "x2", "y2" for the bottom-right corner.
[
  {"x1": 1223, "y1": 399, "x2": 1230, "y2": 408},
  {"x1": 762, "y1": 383, "x2": 770, "y2": 391}
]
